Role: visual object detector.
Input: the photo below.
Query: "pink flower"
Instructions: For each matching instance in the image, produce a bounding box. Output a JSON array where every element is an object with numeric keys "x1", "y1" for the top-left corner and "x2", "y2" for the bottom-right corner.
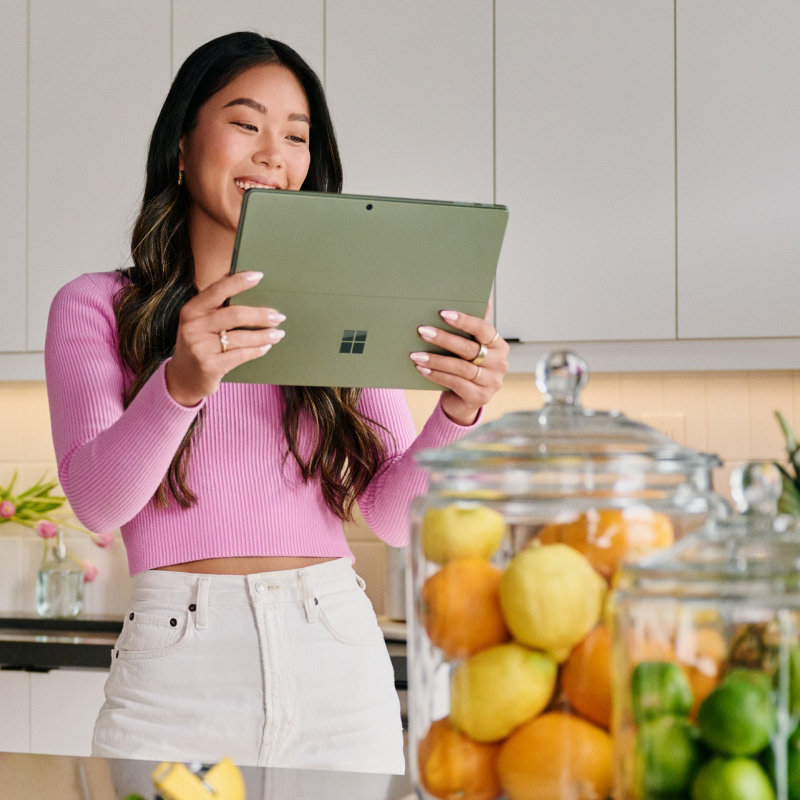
[
  {"x1": 0, "y1": 501, "x2": 15, "y2": 518},
  {"x1": 92, "y1": 531, "x2": 114, "y2": 548},
  {"x1": 81, "y1": 561, "x2": 99, "y2": 582},
  {"x1": 35, "y1": 520, "x2": 59, "y2": 539}
]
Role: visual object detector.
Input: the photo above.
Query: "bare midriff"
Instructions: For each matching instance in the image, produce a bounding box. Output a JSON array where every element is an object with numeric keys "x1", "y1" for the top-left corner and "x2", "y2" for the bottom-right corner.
[{"x1": 155, "y1": 555, "x2": 339, "y2": 575}]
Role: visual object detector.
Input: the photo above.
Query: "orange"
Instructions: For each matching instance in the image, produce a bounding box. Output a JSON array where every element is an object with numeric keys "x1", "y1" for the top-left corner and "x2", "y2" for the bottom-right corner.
[
  {"x1": 561, "y1": 624, "x2": 611, "y2": 729},
  {"x1": 675, "y1": 626, "x2": 726, "y2": 718},
  {"x1": 418, "y1": 717, "x2": 502, "y2": 800},
  {"x1": 496, "y1": 711, "x2": 613, "y2": 800},
  {"x1": 538, "y1": 507, "x2": 674, "y2": 579},
  {"x1": 422, "y1": 559, "x2": 509, "y2": 659}
]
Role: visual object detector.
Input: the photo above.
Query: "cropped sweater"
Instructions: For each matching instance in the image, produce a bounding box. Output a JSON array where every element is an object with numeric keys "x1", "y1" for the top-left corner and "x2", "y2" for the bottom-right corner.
[{"x1": 44, "y1": 272, "x2": 479, "y2": 575}]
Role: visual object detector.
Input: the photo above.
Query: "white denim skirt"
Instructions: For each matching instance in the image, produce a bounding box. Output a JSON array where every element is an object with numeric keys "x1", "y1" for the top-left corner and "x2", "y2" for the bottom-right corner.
[{"x1": 92, "y1": 558, "x2": 404, "y2": 774}]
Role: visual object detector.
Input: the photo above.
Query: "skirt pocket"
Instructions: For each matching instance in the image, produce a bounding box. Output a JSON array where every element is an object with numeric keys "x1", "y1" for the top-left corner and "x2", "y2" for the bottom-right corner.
[
  {"x1": 114, "y1": 605, "x2": 194, "y2": 660},
  {"x1": 317, "y1": 581, "x2": 384, "y2": 646}
]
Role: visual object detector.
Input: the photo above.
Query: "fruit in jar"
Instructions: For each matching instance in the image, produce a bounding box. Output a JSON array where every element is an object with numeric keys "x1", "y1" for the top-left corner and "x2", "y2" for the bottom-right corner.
[
  {"x1": 696, "y1": 678, "x2": 776, "y2": 756},
  {"x1": 422, "y1": 559, "x2": 509, "y2": 659},
  {"x1": 498, "y1": 542, "x2": 606, "y2": 662},
  {"x1": 788, "y1": 723, "x2": 800, "y2": 800},
  {"x1": 690, "y1": 756, "x2": 776, "y2": 800},
  {"x1": 495, "y1": 711, "x2": 613, "y2": 800},
  {"x1": 560, "y1": 623, "x2": 611, "y2": 728},
  {"x1": 630, "y1": 660, "x2": 694, "y2": 723},
  {"x1": 449, "y1": 642, "x2": 557, "y2": 742},
  {"x1": 417, "y1": 717, "x2": 502, "y2": 800},
  {"x1": 537, "y1": 506, "x2": 674, "y2": 579},
  {"x1": 422, "y1": 505, "x2": 505, "y2": 564},
  {"x1": 633, "y1": 714, "x2": 702, "y2": 795}
]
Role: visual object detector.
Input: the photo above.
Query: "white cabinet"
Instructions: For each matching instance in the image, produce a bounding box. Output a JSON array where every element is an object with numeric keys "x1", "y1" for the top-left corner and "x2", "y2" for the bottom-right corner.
[
  {"x1": 26, "y1": 1, "x2": 171, "y2": 351},
  {"x1": 0, "y1": 1, "x2": 27, "y2": 353},
  {"x1": 676, "y1": 0, "x2": 800, "y2": 339},
  {"x1": 495, "y1": 1, "x2": 675, "y2": 343},
  {"x1": 0, "y1": 667, "x2": 108, "y2": 756},
  {"x1": 325, "y1": 0, "x2": 494, "y2": 203}
]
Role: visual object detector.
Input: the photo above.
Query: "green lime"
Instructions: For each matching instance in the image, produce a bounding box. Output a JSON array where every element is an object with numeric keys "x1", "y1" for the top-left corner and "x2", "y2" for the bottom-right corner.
[
  {"x1": 633, "y1": 715, "x2": 702, "y2": 795},
  {"x1": 631, "y1": 660, "x2": 694, "y2": 723},
  {"x1": 697, "y1": 681, "x2": 777, "y2": 756},
  {"x1": 691, "y1": 756, "x2": 775, "y2": 800},
  {"x1": 723, "y1": 667, "x2": 772, "y2": 696},
  {"x1": 789, "y1": 645, "x2": 800, "y2": 716}
]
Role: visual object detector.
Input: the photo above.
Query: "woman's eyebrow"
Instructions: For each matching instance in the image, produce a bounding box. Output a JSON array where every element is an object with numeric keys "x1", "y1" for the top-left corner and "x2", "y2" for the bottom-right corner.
[{"x1": 223, "y1": 97, "x2": 310, "y2": 125}]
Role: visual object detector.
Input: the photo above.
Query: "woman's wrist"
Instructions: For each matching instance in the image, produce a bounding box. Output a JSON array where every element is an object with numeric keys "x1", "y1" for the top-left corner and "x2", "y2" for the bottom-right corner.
[{"x1": 440, "y1": 393, "x2": 481, "y2": 427}]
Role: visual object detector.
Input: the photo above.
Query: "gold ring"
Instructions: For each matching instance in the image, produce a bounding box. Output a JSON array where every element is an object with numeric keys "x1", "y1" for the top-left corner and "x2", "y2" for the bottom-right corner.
[
  {"x1": 472, "y1": 365, "x2": 482, "y2": 383},
  {"x1": 484, "y1": 330, "x2": 500, "y2": 347},
  {"x1": 219, "y1": 330, "x2": 229, "y2": 353},
  {"x1": 471, "y1": 343, "x2": 488, "y2": 366}
]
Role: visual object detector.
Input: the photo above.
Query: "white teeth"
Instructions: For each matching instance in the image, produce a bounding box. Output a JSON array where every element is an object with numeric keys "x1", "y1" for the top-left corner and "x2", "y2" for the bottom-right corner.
[{"x1": 234, "y1": 179, "x2": 277, "y2": 191}]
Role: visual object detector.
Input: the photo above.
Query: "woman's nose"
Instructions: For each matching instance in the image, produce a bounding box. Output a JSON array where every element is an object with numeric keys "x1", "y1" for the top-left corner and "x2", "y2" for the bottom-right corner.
[{"x1": 254, "y1": 136, "x2": 283, "y2": 168}]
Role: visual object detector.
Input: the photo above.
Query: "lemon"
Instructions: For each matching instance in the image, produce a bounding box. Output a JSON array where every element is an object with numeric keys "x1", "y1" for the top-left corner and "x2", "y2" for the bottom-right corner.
[
  {"x1": 422, "y1": 505, "x2": 506, "y2": 564},
  {"x1": 450, "y1": 642, "x2": 557, "y2": 742},
  {"x1": 498, "y1": 543, "x2": 606, "y2": 661},
  {"x1": 691, "y1": 756, "x2": 776, "y2": 800}
]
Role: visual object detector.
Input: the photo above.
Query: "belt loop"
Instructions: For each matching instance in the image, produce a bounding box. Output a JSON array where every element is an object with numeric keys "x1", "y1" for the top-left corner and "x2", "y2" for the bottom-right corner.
[
  {"x1": 298, "y1": 570, "x2": 319, "y2": 623},
  {"x1": 195, "y1": 576, "x2": 210, "y2": 630}
]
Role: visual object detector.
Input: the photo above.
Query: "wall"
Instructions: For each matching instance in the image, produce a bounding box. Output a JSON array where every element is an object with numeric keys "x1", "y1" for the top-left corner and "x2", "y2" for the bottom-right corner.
[{"x1": 2, "y1": 370, "x2": 797, "y2": 617}]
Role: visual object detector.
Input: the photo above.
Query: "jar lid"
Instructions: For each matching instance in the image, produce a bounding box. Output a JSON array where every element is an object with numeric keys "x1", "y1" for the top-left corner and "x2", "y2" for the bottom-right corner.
[
  {"x1": 617, "y1": 463, "x2": 800, "y2": 589},
  {"x1": 416, "y1": 350, "x2": 719, "y2": 476}
]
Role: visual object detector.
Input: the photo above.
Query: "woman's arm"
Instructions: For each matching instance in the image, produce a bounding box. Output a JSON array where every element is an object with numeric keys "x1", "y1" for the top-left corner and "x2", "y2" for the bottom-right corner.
[
  {"x1": 45, "y1": 274, "x2": 203, "y2": 532},
  {"x1": 355, "y1": 389, "x2": 483, "y2": 547}
]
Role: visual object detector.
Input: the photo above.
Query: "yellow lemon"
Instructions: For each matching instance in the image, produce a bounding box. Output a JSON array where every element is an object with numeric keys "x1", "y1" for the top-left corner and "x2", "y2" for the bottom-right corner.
[
  {"x1": 450, "y1": 642, "x2": 557, "y2": 742},
  {"x1": 498, "y1": 543, "x2": 606, "y2": 662},
  {"x1": 422, "y1": 505, "x2": 506, "y2": 564}
]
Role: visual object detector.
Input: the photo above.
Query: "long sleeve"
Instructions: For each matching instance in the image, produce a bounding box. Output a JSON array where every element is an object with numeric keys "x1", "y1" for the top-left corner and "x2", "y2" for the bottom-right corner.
[
  {"x1": 44, "y1": 273, "x2": 203, "y2": 532},
  {"x1": 356, "y1": 389, "x2": 483, "y2": 547}
]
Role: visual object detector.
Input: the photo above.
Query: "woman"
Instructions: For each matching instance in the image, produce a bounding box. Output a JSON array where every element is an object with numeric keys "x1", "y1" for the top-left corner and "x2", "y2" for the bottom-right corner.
[{"x1": 44, "y1": 32, "x2": 508, "y2": 773}]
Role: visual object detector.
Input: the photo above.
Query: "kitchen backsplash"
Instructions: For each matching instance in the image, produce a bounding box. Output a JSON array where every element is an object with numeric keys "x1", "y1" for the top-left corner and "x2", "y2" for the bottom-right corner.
[{"x1": 1, "y1": 370, "x2": 798, "y2": 617}]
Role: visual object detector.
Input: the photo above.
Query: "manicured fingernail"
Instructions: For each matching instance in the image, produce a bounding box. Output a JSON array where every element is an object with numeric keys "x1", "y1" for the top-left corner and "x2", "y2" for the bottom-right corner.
[
  {"x1": 418, "y1": 326, "x2": 438, "y2": 340},
  {"x1": 415, "y1": 365, "x2": 432, "y2": 375},
  {"x1": 259, "y1": 344, "x2": 272, "y2": 355},
  {"x1": 410, "y1": 352, "x2": 430, "y2": 364},
  {"x1": 267, "y1": 329, "x2": 286, "y2": 343},
  {"x1": 440, "y1": 310, "x2": 458, "y2": 322},
  {"x1": 268, "y1": 312, "x2": 286, "y2": 323},
  {"x1": 244, "y1": 271, "x2": 264, "y2": 282}
]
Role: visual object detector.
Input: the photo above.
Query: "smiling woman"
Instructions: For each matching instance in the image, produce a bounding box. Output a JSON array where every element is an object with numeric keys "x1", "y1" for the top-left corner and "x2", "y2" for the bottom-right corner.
[{"x1": 42, "y1": 30, "x2": 508, "y2": 775}]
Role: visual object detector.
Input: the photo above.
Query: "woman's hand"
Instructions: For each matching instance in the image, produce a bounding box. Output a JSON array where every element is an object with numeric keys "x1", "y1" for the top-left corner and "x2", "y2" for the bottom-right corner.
[
  {"x1": 165, "y1": 271, "x2": 286, "y2": 407},
  {"x1": 409, "y1": 308, "x2": 509, "y2": 426}
]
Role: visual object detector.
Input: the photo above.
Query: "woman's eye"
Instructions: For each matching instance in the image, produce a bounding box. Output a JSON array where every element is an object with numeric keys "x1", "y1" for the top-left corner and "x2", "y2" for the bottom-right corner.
[
  {"x1": 287, "y1": 134, "x2": 307, "y2": 144},
  {"x1": 231, "y1": 121, "x2": 258, "y2": 132}
]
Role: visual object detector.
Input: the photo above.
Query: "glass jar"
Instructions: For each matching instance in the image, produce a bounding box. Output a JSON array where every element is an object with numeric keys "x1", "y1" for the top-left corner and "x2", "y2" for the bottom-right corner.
[
  {"x1": 37, "y1": 526, "x2": 84, "y2": 618},
  {"x1": 408, "y1": 351, "x2": 723, "y2": 800},
  {"x1": 610, "y1": 462, "x2": 800, "y2": 800}
]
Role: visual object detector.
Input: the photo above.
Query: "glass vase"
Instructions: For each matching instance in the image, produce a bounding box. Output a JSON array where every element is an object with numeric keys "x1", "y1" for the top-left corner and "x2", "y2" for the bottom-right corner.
[{"x1": 36, "y1": 526, "x2": 84, "y2": 618}]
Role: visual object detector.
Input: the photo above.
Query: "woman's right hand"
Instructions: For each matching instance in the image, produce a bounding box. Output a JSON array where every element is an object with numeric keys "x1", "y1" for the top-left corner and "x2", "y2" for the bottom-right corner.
[{"x1": 165, "y1": 270, "x2": 285, "y2": 406}]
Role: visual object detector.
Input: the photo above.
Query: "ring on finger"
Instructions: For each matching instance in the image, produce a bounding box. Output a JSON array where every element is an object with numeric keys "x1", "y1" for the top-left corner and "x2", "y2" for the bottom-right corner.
[
  {"x1": 483, "y1": 330, "x2": 500, "y2": 347},
  {"x1": 471, "y1": 343, "x2": 488, "y2": 366},
  {"x1": 471, "y1": 365, "x2": 482, "y2": 383},
  {"x1": 218, "y1": 330, "x2": 229, "y2": 353}
]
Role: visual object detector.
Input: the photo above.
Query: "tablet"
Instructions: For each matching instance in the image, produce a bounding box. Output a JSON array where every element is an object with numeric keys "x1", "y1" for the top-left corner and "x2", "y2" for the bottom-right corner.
[{"x1": 222, "y1": 189, "x2": 508, "y2": 390}]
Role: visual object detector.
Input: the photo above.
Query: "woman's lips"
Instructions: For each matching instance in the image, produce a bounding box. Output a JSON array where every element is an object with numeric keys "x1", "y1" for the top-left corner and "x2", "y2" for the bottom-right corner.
[{"x1": 234, "y1": 178, "x2": 280, "y2": 191}]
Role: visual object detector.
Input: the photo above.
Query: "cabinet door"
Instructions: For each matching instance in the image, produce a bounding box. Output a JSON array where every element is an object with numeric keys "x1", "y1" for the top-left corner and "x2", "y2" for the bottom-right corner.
[
  {"x1": 325, "y1": 0, "x2": 494, "y2": 203},
  {"x1": 0, "y1": 1, "x2": 27, "y2": 352},
  {"x1": 29, "y1": 668, "x2": 108, "y2": 757},
  {"x1": 27, "y1": 1, "x2": 170, "y2": 351},
  {"x1": 0, "y1": 669, "x2": 30, "y2": 753},
  {"x1": 172, "y1": 0, "x2": 324, "y2": 80},
  {"x1": 495, "y1": 2, "x2": 675, "y2": 342},
  {"x1": 676, "y1": 1, "x2": 800, "y2": 338}
]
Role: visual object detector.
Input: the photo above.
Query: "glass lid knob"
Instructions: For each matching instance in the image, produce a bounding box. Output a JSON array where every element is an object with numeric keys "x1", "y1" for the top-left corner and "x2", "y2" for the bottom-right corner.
[
  {"x1": 535, "y1": 350, "x2": 588, "y2": 405},
  {"x1": 730, "y1": 462, "x2": 782, "y2": 515}
]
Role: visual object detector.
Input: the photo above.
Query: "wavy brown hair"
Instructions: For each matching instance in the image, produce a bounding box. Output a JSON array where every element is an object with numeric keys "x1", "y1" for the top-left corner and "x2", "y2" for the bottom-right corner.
[{"x1": 114, "y1": 32, "x2": 386, "y2": 520}]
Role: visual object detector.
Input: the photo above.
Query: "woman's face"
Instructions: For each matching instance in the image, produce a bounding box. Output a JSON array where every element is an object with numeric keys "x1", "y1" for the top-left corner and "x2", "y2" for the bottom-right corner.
[{"x1": 179, "y1": 63, "x2": 312, "y2": 241}]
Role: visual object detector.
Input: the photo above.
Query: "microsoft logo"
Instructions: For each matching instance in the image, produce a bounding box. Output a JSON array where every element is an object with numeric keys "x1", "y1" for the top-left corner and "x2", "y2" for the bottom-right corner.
[{"x1": 339, "y1": 329, "x2": 367, "y2": 354}]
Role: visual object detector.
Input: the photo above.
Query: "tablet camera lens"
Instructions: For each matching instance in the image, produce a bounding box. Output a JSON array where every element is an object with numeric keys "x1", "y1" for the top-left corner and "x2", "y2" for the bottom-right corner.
[{"x1": 366, "y1": 204, "x2": 373, "y2": 211}]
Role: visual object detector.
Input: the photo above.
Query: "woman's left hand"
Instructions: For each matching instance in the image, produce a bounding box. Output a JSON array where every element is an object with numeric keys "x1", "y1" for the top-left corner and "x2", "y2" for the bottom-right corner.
[{"x1": 410, "y1": 309, "x2": 509, "y2": 426}]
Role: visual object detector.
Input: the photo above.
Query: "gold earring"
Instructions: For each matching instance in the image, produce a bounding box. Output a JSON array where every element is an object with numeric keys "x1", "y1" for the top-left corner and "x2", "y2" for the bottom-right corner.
[{"x1": 178, "y1": 169, "x2": 183, "y2": 186}]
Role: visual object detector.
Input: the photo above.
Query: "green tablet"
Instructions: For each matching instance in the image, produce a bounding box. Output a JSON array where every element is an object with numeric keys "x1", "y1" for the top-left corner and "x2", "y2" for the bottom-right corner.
[{"x1": 223, "y1": 189, "x2": 508, "y2": 390}]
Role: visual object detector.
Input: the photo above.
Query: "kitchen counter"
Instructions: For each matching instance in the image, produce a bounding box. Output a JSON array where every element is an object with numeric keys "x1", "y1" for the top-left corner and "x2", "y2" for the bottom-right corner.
[{"x1": 1, "y1": 750, "x2": 415, "y2": 800}]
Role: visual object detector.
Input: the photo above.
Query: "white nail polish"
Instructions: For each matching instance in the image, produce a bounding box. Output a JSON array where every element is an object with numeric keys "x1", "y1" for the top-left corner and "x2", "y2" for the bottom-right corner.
[
  {"x1": 259, "y1": 344, "x2": 272, "y2": 355},
  {"x1": 268, "y1": 312, "x2": 286, "y2": 323},
  {"x1": 268, "y1": 329, "x2": 286, "y2": 342},
  {"x1": 440, "y1": 310, "x2": 458, "y2": 322},
  {"x1": 410, "y1": 352, "x2": 430, "y2": 363},
  {"x1": 418, "y1": 326, "x2": 438, "y2": 340},
  {"x1": 244, "y1": 271, "x2": 264, "y2": 282}
]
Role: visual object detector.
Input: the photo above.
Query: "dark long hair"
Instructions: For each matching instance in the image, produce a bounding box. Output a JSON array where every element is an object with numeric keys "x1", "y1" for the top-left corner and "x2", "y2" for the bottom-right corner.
[{"x1": 114, "y1": 32, "x2": 386, "y2": 520}]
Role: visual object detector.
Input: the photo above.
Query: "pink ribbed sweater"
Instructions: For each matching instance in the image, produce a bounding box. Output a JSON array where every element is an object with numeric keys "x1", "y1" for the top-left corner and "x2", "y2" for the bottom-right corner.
[{"x1": 44, "y1": 272, "x2": 478, "y2": 575}]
